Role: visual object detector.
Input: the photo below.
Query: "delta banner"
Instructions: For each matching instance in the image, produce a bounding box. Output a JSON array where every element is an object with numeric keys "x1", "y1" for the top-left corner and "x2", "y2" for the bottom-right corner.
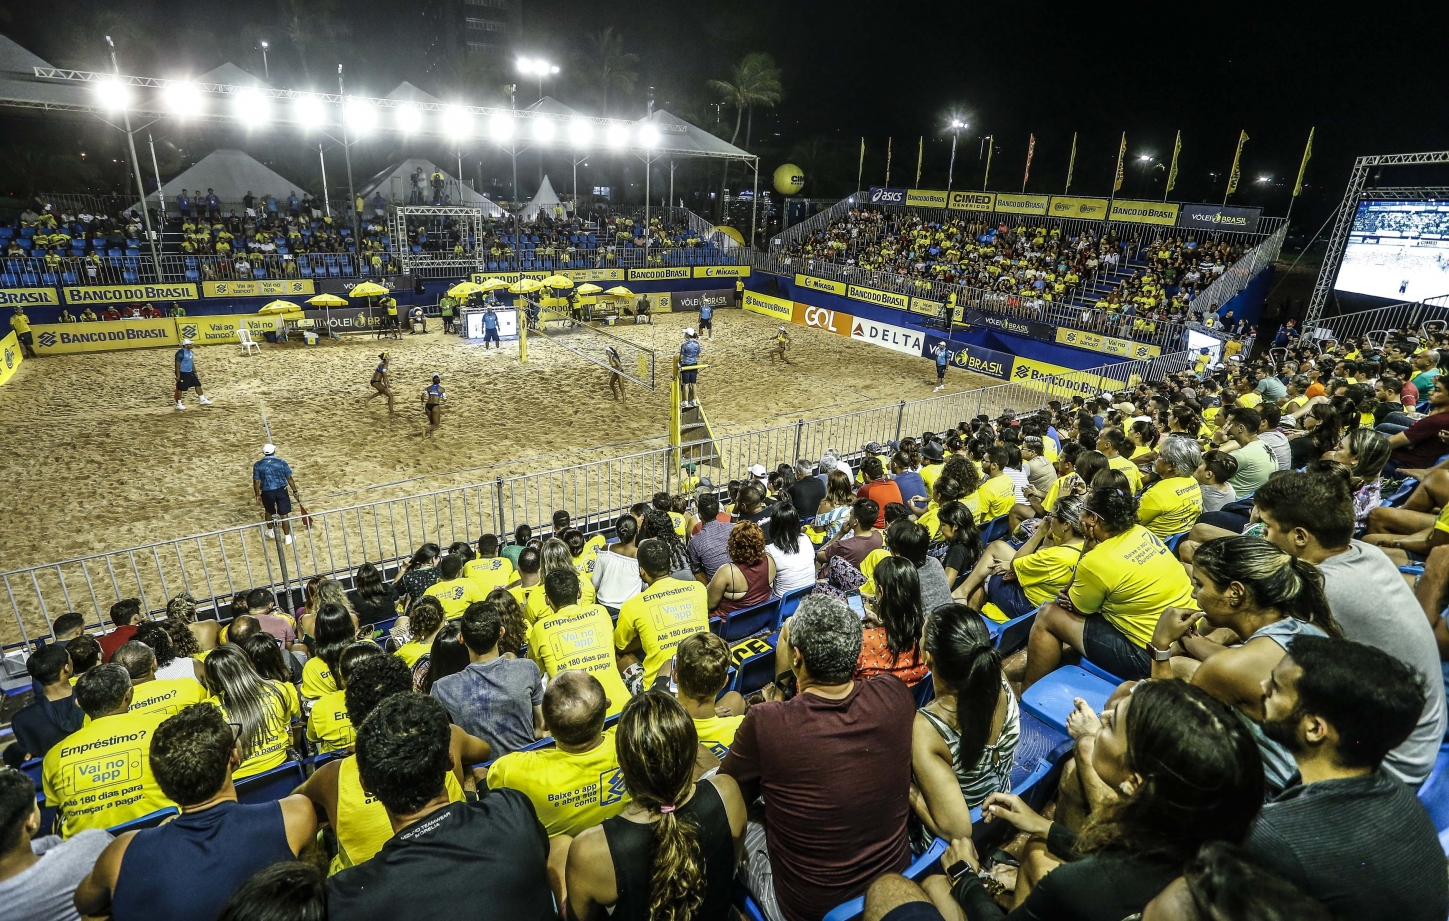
[
  {"x1": 905, "y1": 188, "x2": 950, "y2": 208},
  {"x1": 846, "y1": 284, "x2": 911, "y2": 312},
  {"x1": 867, "y1": 187, "x2": 908, "y2": 205},
  {"x1": 200, "y1": 279, "x2": 316, "y2": 298},
  {"x1": 0, "y1": 331, "x2": 22, "y2": 387},
  {"x1": 0, "y1": 288, "x2": 60, "y2": 307},
  {"x1": 791, "y1": 301, "x2": 852, "y2": 336},
  {"x1": 1054, "y1": 327, "x2": 1161, "y2": 359},
  {"x1": 1010, "y1": 355, "x2": 1129, "y2": 397},
  {"x1": 743, "y1": 290, "x2": 792, "y2": 321},
  {"x1": 994, "y1": 193, "x2": 1051, "y2": 216},
  {"x1": 31, "y1": 318, "x2": 180, "y2": 355},
  {"x1": 958, "y1": 308, "x2": 1055, "y2": 342},
  {"x1": 61, "y1": 283, "x2": 199, "y2": 305},
  {"x1": 693, "y1": 265, "x2": 750, "y2": 279},
  {"x1": 850, "y1": 316, "x2": 923, "y2": 356},
  {"x1": 628, "y1": 267, "x2": 692, "y2": 282},
  {"x1": 1108, "y1": 200, "x2": 1180, "y2": 226},
  {"x1": 1177, "y1": 204, "x2": 1263, "y2": 233},
  {"x1": 921, "y1": 334, "x2": 1012, "y2": 381},
  {"x1": 1048, "y1": 196, "x2": 1110, "y2": 220},
  {"x1": 948, "y1": 191, "x2": 997, "y2": 212},
  {"x1": 794, "y1": 273, "x2": 847, "y2": 296},
  {"x1": 673, "y1": 288, "x2": 732, "y2": 313}
]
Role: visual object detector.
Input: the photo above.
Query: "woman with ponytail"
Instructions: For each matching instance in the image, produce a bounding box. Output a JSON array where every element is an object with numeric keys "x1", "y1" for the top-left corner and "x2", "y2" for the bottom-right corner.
[
  {"x1": 1148, "y1": 534, "x2": 1339, "y2": 794},
  {"x1": 565, "y1": 691, "x2": 747, "y2": 921},
  {"x1": 909, "y1": 603, "x2": 1019, "y2": 849}
]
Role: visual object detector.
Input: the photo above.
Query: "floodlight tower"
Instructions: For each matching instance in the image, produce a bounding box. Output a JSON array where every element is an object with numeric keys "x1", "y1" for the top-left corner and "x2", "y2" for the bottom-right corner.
[
  {"x1": 103, "y1": 36, "x2": 161, "y2": 273},
  {"x1": 946, "y1": 119, "x2": 967, "y2": 193}
]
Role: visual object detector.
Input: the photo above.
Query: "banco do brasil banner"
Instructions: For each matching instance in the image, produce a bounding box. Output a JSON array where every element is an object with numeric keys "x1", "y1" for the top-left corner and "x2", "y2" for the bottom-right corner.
[
  {"x1": 1108, "y1": 200, "x2": 1180, "y2": 226},
  {"x1": 921, "y1": 334, "x2": 1012, "y2": 380},
  {"x1": 62, "y1": 283, "x2": 199, "y2": 305},
  {"x1": 905, "y1": 189, "x2": 949, "y2": 208},
  {"x1": 32, "y1": 318, "x2": 179, "y2": 355},
  {"x1": 0, "y1": 287, "x2": 60, "y2": 307}
]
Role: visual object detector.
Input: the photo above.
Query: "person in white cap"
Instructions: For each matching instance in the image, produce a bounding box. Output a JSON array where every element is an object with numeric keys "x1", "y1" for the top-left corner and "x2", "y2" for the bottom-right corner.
[
  {"x1": 680, "y1": 328, "x2": 702, "y2": 408},
  {"x1": 252, "y1": 444, "x2": 301, "y2": 543},
  {"x1": 771, "y1": 325, "x2": 792, "y2": 363},
  {"x1": 173, "y1": 338, "x2": 211, "y2": 410}
]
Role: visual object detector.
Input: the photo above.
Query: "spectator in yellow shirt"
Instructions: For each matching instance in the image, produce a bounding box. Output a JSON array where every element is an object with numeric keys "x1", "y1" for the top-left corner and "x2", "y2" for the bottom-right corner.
[
  {"x1": 1096, "y1": 427, "x2": 1144, "y2": 494},
  {"x1": 1137, "y1": 438, "x2": 1205, "y2": 540},
  {"x1": 527, "y1": 568, "x2": 632, "y2": 716},
  {"x1": 464, "y1": 534, "x2": 516, "y2": 595},
  {"x1": 972, "y1": 446, "x2": 1017, "y2": 526},
  {"x1": 424, "y1": 554, "x2": 488, "y2": 620},
  {"x1": 673, "y1": 632, "x2": 746, "y2": 764},
  {"x1": 614, "y1": 540, "x2": 710, "y2": 690}
]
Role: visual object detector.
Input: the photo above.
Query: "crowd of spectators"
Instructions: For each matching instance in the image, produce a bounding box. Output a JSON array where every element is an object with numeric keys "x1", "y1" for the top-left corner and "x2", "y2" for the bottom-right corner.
[{"x1": 7, "y1": 330, "x2": 1449, "y2": 921}]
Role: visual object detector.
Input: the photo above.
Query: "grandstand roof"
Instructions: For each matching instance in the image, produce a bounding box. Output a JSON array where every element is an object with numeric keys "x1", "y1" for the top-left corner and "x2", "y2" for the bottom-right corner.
[
  {"x1": 193, "y1": 62, "x2": 269, "y2": 88},
  {"x1": 520, "y1": 175, "x2": 564, "y2": 221},
  {"x1": 385, "y1": 81, "x2": 444, "y2": 106},
  {"x1": 635, "y1": 110, "x2": 751, "y2": 159},
  {"x1": 358, "y1": 158, "x2": 505, "y2": 215},
  {"x1": 526, "y1": 96, "x2": 584, "y2": 118},
  {"x1": 135, "y1": 149, "x2": 304, "y2": 209},
  {"x1": 0, "y1": 35, "x2": 89, "y2": 109}
]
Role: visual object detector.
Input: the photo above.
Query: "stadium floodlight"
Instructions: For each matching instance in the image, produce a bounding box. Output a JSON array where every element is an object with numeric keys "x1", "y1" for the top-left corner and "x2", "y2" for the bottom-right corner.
[
  {"x1": 533, "y1": 118, "x2": 556, "y2": 142},
  {"x1": 233, "y1": 88, "x2": 271, "y2": 124},
  {"x1": 637, "y1": 124, "x2": 660, "y2": 148},
  {"x1": 162, "y1": 82, "x2": 203, "y2": 118},
  {"x1": 93, "y1": 76, "x2": 131, "y2": 112},
  {"x1": 489, "y1": 113, "x2": 515, "y2": 141},
  {"x1": 516, "y1": 57, "x2": 560, "y2": 76},
  {"x1": 293, "y1": 94, "x2": 327, "y2": 125},
  {"x1": 1138, "y1": 154, "x2": 1154, "y2": 162},
  {"x1": 950, "y1": 119, "x2": 966, "y2": 129},
  {"x1": 344, "y1": 98, "x2": 377, "y2": 134},
  {"x1": 442, "y1": 105, "x2": 474, "y2": 138},
  {"x1": 605, "y1": 124, "x2": 629, "y2": 148},
  {"x1": 568, "y1": 118, "x2": 594, "y2": 147},
  {"x1": 395, "y1": 104, "x2": 422, "y2": 133},
  {"x1": 1256, "y1": 175, "x2": 1272, "y2": 183}
]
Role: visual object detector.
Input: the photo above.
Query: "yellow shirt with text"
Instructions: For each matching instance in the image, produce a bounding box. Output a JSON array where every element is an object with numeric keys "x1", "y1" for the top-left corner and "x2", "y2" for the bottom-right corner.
[
  {"x1": 1069, "y1": 525, "x2": 1196, "y2": 648},
  {"x1": 972, "y1": 475, "x2": 1016, "y2": 525},
  {"x1": 1107, "y1": 455, "x2": 1144, "y2": 494},
  {"x1": 612, "y1": 577, "x2": 709, "y2": 686},
  {"x1": 528, "y1": 603, "x2": 631, "y2": 716},
  {"x1": 1012, "y1": 544, "x2": 1083, "y2": 606},
  {"x1": 306, "y1": 688, "x2": 355, "y2": 753},
  {"x1": 1137, "y1": 477, "x2": 1203, "y2": 539},
  {"x1": 486, "y1": 730, "x2": 630, "y2": 837},
  {"x1": 464, "y1": 556, "x2": 516, "y2": 596},
  {"x1": 82, "y1": 677, "x2": 208, "y2": 726},
  {"x1": 43, "y1": 710, "x2": 174, "y2": 838},
  {"x1": 212, "y1": 683, "x2": 293, "y2": 779},
  {"x1": 694, "y1": 714, "x2": 745, "y2": 762},
  {"x1": 331, "y1": 754, "x2": 463, "y2": 874},
  {"x1": 301, "y1": 656, "x2": 337, "y2": 700},
  {"x1": 425, "y1": 578, "x2": 489, "y2": 620}
]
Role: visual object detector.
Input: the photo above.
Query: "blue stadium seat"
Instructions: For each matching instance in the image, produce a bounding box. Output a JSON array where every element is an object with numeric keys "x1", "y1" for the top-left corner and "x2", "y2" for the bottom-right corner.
[
  {"x1": 777, "y1": 585, "x2": 813, "y2": 623},
  {"x1": 711, "y1": 598, "x2": 782, "y2": 643},
  {"x1": 732, "y1": 635, "x2": 779, "y2": 697},
  {"x1": 0, "y1": 273, "x2": 18, "y2": 287},
  {"x1": 20, "y1": 757, "x2": 42, "y2": 790},
  {"x1": 1078, "y1": 658, "x2": 1126, "y2": 686},
  {"x1": 990, "y1": 605, "x2": 1039, "y2": 655},
  {"x1": 18, "y1": 226, "x2": 33, "y2": 238},
  {"x1": 41, "y1": 272, "x2": 58, "y2": 285},
  {"x1": 236, "y1": 760, "x2": 306, "y2": 805},
  {"x1": 818, "y1": 838, "x2": 950, "y2": 921},
  {"x1": 981, "y1": 515, "x2": 1011, "y2": 544},
  {"x1": 185, "y1": 269, "x2": 200, "y2": 282},
  {"x1": 911, "y1": 673, "x2": 935, "y2": 708},
  {"x1": 107, "y1": 807, "x2": 179, "y2": 834},
  {"x1": 1020, "y1": 665, "x2": 1116, "y2": 734},
  {"x1": 20, "y1": 273, "x2": 39, "y2": 286}
]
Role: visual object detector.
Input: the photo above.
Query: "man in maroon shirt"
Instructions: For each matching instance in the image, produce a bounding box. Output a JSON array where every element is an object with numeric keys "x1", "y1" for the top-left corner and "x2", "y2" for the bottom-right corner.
[
  {"x1": 815, "y1": 499, "x2": 883, "y2": 569},
  {"x1": 1385, "y1": 375, "x2": 1449, "y2": 478},
  {"x1": 722, "y1": 594, "x2": 915, "y2": 921},
  {"x1": 97, "y1": 598, "x2": 145, "y2": 662}
]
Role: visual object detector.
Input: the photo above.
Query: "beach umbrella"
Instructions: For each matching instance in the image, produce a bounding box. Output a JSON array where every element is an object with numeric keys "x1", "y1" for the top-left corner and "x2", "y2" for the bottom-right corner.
[
  {"x1": 258, "y1": 300, "x2": 303, "y2": 315},
  {"x1": 543, "y1": 274, "x2": 575, "y2": 289},
  {"x1": 576, "y1": 283, "x2": 603, "y2": 295},
  {"x1": 306, "y1": 293, "x2": 348, "y2": 306},
  {"x1": 350, "y1": 281, "x2": 390, "y2": 297},
  {"x1": 510, "y1": 277, "x2": 545, "y2": 294},
  {"x1": 604, "y1": 286, "x2": 634, "y2": 298},
  {"x1": 447, "y1": 281, "x2": 484, "y2": 299},
  {"x1": 479, "y1": 278, "x2": 513, "y2": 292}
]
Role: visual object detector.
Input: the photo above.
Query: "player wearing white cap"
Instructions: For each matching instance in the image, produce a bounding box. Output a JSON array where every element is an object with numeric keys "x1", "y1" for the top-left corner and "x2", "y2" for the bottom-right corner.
[
  {"x1": 771, "y1": 325, "x2": 792, "y2": 363},
  {"x1": 173, "y1": 339, "x2": 211, "y2": 410},
  {"x1": 252, "y1": 444, "x2": 302, "y2": 543}
]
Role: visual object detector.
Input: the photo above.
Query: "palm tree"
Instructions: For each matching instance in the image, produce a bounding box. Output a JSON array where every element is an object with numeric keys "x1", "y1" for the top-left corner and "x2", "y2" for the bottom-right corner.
[
  {"x1": 707, "y1": 53, "x2": 784, "y2": 219},
  {"x1": 576, "y1": 28, "x2": 639, "y2": 116}
]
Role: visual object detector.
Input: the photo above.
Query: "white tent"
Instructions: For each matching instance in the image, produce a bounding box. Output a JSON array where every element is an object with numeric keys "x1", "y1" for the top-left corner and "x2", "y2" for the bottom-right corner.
[
  {"x1": 519, "y1": 175, "x2": 564, "y2": 221},
  {"x1": 385, "y1": 81, "x2": 445, "y2": 106},
  {"x1": 0, "y1": 35, "x2": 88, "y2": 109},
  {"x1": 194, "y1": 63, "x2": 269, "y2": 88},
  {"x1": 358, "y1": 158, "x2": 504, "y2": 215},
  {"x1": 133, "y1": 149, "x2": 304, "y2": 210}
]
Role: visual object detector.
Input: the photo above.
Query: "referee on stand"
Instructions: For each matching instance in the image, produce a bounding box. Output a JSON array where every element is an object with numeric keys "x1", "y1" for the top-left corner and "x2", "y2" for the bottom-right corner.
[{"x1": 253, "y1": 444, "x2": 302, "y2": 545}]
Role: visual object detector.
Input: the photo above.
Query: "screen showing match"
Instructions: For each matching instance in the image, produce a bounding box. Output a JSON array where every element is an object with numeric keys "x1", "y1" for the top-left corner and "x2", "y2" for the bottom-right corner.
[{"x1": 1335, "y1": 200, "x2": 1449, "y2": 302}]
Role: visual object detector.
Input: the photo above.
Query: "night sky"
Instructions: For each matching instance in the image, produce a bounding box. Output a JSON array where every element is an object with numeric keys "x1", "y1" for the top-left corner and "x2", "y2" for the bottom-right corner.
[{"x1": 7, "y1": 2, "x2": 1449, "y2": 227}]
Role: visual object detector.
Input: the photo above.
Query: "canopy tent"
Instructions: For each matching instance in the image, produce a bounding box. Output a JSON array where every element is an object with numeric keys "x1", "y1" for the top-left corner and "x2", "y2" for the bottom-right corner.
[
  {"x1": 385, "y1": 81, "x2": 445, "y2": 106},
  {"x1": 132, "y1": 148, "x2": 306, "y2": 211},
  {"x1": 519, "y1": 175, "x2": 564, "y2": 222},
  {"x1": 193, "y1": 63, "x2": 269, "y2": 88},
  {"x1": 358, "y1": 158, "x2": 505, "y2": 214},
  {"x1": 631, "y1": 110, "x2": 753, "y2": 159},
  {"x1": 0, "y1": 35, "x2": 88, "y2": 110}
]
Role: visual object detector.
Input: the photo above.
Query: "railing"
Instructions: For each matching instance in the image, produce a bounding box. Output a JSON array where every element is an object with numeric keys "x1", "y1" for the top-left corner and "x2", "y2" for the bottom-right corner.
[
  {"x1": 1, "y1": 349, "x2": 1193, "y2": 648},
  {"x1": 1187, "y1": 224, "x2": 1288, "y2": 322},
  {"x1": 770, "y1": 195, "x2": 858, "y2": 248},
  {"x1": 1302, "y1": 293, "x2": 1449, "y2": 346}
]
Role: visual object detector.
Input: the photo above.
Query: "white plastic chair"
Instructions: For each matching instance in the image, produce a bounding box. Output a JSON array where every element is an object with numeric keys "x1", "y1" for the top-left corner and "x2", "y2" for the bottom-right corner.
[{"x1": 238, "y1": 326, "x2": 262, "y2": 356}]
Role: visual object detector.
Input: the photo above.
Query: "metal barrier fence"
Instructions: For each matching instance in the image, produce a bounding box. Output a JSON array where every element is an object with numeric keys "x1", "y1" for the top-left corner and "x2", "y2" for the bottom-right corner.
[
  {"x1": 1303, "y1": 293, "x2": 1449, "y2": 345},
  {"x1": 0, "y1": 349, "x2": 1192, "y2": 648},
  {"x1": 1189, "y1": 225, "x2": 1288, "y2": 318}
]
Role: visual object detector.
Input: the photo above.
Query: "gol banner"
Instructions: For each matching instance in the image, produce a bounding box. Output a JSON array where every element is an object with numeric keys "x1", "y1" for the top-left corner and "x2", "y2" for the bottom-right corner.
[
  {"x1": 32, "y1": 318, "x2": 179, "y2": 355},
  {"x1": 1048, "y1": 196, "x2": 1110, "y2": 220},
  {"x1": 791, "y1": 302, "x2": 851, "y2": 335}
]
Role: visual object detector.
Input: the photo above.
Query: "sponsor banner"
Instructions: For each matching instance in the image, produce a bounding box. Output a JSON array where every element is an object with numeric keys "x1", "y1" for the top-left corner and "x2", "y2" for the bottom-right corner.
[
  {"x1": 200, "y1": 279, "x2": 316, "y2": 298},
  {"x1": 32, "y1": 318, "x2": 179, "y2": 355},
  {"x1": 742, "y1": 290, "x2": 792, "y2": 321},
  {"x1": 643, "y1": 292, "x2": 673, "y2": 314},
  {"x1": 0, "y1": 331, "x2": 22, "y2": 387},
  {"x1": 62, "y1": 283, "x2": 199, "y2": 305},
  {"x1": 628, "y1": 267, "x2": 691, "y2": 281},
  {"x1": 794, "y1": 273, "x2": 847, "y2": 296},
  {"x1": 867, "y1": 186, "x2": 908, "y2": 205},
  {"x1": 673, "y1": 288, "x2": 732, "y2": 312},
  {"x1": 693, "y1": 265, "x2": 750, "y2": 279},
  {"x1": 948, "y1": 191, "x2": 997, "y2": 212},
  {"x1": 791, "y1": 302, "x2": 852, "y2": 335},
  {"x1": 958, "y1": 308, "x2": 1054, "y2": 341},
  {"x1": 1049, "y1": 196, "x2": 1110, "y2": 220},
  {"x1": 470, "y1": 270, "x2": 549, "y2": 284},
  {"x1": 910, "y1": 297, "x2": 944, "y2": 317},
  {"x1": 905, "y1": 188, "x2": 949, "y2": 208},
  {"x1": 1010, "y1": 355, "x2": 1127, "y2": 397},
  {"x1": 1108, "y1": 199, "x2": 1180, "y2": 226},
  {"x1": 922, "y1": 334, "x2": 1012, "y2": 381},
  {"x1": 1054, "y1": 326, "x2": 1161, "y2": 359},
  {"x1": 0, "y1": 288, "x2": 60, "y2": 307},
  {"x1": 994, "y1": 192, "x2": 1051, "y2": 215},
  {"x1": 560, "y1": 267, "x2": 626, "y2": 282},
  {"x1": 1177, "y1": 204, "x2": 1263, "y2": 233},
  {"x1": 847, "y1": 284, "x2": 911, "y2": 311},
  {"x1": 178, "y1": 315, "x2": 259, "y2": 345},
  {"x1": 850, "y1": 317, "x2": 923, "y2": 356}
]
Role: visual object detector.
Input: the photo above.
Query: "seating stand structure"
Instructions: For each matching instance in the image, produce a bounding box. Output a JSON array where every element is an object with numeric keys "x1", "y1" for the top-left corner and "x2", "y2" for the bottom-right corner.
[{"x1": 669, "y1": 355, "x2": 719, "y2": 492}]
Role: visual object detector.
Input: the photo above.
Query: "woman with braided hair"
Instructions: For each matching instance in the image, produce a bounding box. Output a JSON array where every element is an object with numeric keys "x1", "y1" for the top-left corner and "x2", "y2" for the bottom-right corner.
[{"x1": 565, "y1": 691, "x2": 747, "y2": 921}]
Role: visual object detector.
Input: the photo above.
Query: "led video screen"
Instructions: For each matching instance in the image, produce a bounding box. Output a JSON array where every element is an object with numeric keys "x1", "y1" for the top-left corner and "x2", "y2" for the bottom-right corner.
[{"x1": 1335, "y1": 200, "x2": 1449, "y2": 302}]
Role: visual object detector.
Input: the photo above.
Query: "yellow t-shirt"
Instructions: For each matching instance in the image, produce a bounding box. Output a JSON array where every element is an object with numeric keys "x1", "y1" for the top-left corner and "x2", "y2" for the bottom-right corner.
[
  {"x1": 116, "y1": 677, "x2": 208, "y2": 722},
  {"x1": 527, "y1": 603, "x2": 631, "y2": 717},
  {"x1": 43, "y1": 710, "x2": 174, "y2": 838},
  {"x1": 612, "y1": 577, "x2": 709, "y2": 686},
  {"x1": 331, "y1": 754, "x2": 463, "y2": 874},
  {"x1": 858, "y1": 547, "x2": 893, "y2": 596},
  {"x1": 920, "y1": 463, "x2": 944, "y2": 494},
  {"x1": 694, "y1": 714, "x2": 745, "y2": 762},
  {"x1": 425, "y1": 578, "x2": 489, "y2": 620},
  {"x1": 301, "y1": 656, "x2": 337, "y2": 700},
  {"x1": 1137, "y1": 477, "x2": 1203, "y2": 539},
  {"x1": 1069, "y1": 525, "x2": 1196, "y2": 648},
  {"x1": 1041, "y1": 438, "x2": 1060, "y2": 464},
  {"x1": 486, "y1": 731, "x2": 630, "y2": 837},
  {"x1": 1435, "y1": 505, "x2": 1449, "y2": 534},
  {"x1": 668, "y1": 511, "x2": 688, "y2": 538},
  {"x1": 11, "y1": 313, "x2": 31, "y2": 334},
  {"x1": 1129, "y1": 445, "x2": 1151, "y2": 460},
  {"x1": 464, "y1": 557, "x2": 516, "y2": 596},
  {"x1": 1107, "y1": 455, "x2": 1144, "y2": 494},
  {"x1": 571, "y1": 555, "x2": 598, "y2": 607},
  {"x1": 514, "y1": 583, "x2": 548, "y2": 625},
  {"x1": 213, "y1": 683, "x2": 294, "y2": 780},
  {"x1": 973, "y1": 475, "x2": 1016, "y2": 525},
  {"x1": 1236, "y1": 391, "x2": 1263, "y2": 409},
  {"x1": 1012, "y1": 545, "x2": 1084, "y2": 606},
  {"x1": 1040, "y1": 473, "x2": 1084, "y2": 514},
  {"x1": 307, "y1": 688, "x2": 355, "y2": 753},
  {"x1": 394, "y1": 640, "x2": 430, "y2": 668}
]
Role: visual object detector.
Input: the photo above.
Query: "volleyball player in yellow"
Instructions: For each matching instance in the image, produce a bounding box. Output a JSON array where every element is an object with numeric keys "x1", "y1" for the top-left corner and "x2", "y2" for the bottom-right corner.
[
  {"x1": 43, "y1": 665, "x2": 174, "y2": 838},
  {"x1": 527, "y1": 569, "x2": 631, "y2": 718},
  {"x1": 464, "y1": 533, "x2": 516, "y2": 594},
  {"x1": 613, "y1": 540, "x2": 709, "y2": 688},
  {"x1": 673, "y1": 633, "x2": 746, "y2": 762},
  {"x1": 201, "y1": 646, "x2": 295, "y2": 780},
  {"x1": 1136, "y1": 439, "x2": 1205, "y2": 540},
  {"x1": 424, "y1": 554, "x2": 488, "y2": 619},
  {"x1": 971, "y1": 446, "x2": 1018, "y2": 526},
  {"x1": 485, "y1": 670, "x2": 629, "y2": 838}
]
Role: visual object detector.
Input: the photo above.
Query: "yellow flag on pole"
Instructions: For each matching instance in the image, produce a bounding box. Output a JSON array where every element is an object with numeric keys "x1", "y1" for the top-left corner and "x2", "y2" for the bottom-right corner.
[
  {"x1": 1293, "y1": 127, "x2": 1315, "y2": 197},
  {"x1": 885, "y1": 137, "x2": 893, "y2": 186},
  {"x1": 1226, "y1": 130, "x2": 1248, "y2": 196},
  {"x1": 915, "y1": 136, "x2": 923, "y2": 186},
  {"x1": 1022, "y1": 134, "x2": 1036, "y2": 192},
  {"x1": 1113, "y1": 133, "x2": 1126, "y2": 192},
  {"x1": 1065, "y1": 132, "x2": 1077, "y2": 193},
  {"x1": 1166, "y1": 130, "x2": 1182, "y2": 194}
]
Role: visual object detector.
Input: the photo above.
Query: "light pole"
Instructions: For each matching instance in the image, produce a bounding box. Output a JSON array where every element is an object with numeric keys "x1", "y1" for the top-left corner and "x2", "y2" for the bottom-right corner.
[
  {"x1": 1137, "y1": 154, "x2": 1154, "y2": 197},
  {"x1": 338, "y1": 64, "x2": 358, "y2": 258},
  {"x1": 516, "y1": 57, "x2": 559, "y2": 103},
  {"x1": 946, "y1": 119, "x2": 966, "y2": 193},
  {"x1": 260, "y1": 41, "x2": 269, "y2": 81},
  {"x1": 103, "y1": 36, "x2": 161, "y2": 278}
]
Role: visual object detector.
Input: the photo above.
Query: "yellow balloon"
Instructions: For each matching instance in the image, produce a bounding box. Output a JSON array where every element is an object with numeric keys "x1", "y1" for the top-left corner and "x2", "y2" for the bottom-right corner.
[{"x1": 773, "y1": 163, "x2": 805, "y2": 195}]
